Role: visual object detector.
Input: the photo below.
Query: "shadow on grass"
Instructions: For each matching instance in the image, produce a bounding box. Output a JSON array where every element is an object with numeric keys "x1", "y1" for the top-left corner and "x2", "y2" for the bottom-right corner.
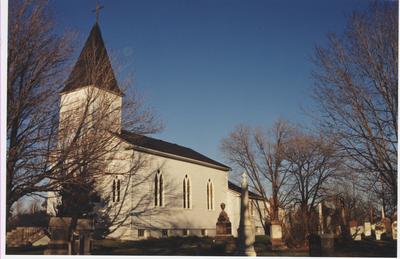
[
  {"x1": 334, "y1": 239, "x2": 397, "y2": 257},
  {"x1": 6, "y1": 236, "x2": 397, "y2": 257}
]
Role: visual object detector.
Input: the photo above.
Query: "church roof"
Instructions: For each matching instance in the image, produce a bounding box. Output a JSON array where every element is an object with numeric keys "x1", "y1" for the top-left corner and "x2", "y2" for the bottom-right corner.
[
  {"x1": 228, "y1": 181, "x2": 264, "y2": 200},
  {"x1": 119, "y1": 130, "x2": 230, "y2": 171},
  {"x1": 61, "y1": 23, "x2": 123, "y2": 96}
]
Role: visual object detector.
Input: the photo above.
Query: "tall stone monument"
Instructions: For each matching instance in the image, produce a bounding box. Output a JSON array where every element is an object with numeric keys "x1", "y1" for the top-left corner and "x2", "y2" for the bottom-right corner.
[
  {"x1": 319, "y1": 202, "x2": 334, "y2": 256},
  {"x1": 236, "y1": 173, "x2": 256, "y2": 256}
]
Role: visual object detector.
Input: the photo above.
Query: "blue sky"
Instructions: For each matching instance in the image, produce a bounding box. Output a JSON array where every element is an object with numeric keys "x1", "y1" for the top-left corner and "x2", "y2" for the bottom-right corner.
[{"x1": 50, "y1": 0, "x2": 371, "y2": 167}]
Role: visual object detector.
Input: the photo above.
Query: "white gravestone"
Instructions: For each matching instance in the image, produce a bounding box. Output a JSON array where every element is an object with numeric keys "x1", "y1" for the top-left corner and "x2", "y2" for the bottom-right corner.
[
  {"x1": 375, "y1": 222, "x2": 385, "y2": 241},
  {"x1": 350, "y1": 226, "x2": 357, "y2": 239},
  {"x1": 271, "y1": 224, "x2": 282, "y2": 240},
  {"x1": 392, "y1": 221, "x2": 397, "y2": 240},
  {"x1": 364, "y1": 222, "x2": 371, "y2": 237},
  {"x1": 355, "y1": 226, "x2": 364, "y2": 240}
]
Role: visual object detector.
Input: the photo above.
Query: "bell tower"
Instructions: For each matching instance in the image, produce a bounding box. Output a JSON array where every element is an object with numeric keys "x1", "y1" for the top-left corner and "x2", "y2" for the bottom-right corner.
[{"x1": 59, "y1": 21, "x2": 123, "y2": 135}]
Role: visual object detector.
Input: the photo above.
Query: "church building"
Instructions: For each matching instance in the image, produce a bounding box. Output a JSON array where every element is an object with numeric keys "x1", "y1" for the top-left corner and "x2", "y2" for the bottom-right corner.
[{"x1": 47, "y1": 21, "x2": 269, "y2": 240}]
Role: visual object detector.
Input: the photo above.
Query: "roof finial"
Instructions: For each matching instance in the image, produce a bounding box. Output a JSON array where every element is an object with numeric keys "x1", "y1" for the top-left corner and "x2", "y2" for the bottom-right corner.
[{"x1": 92, "y1": 1, "x2": 104, "y2": 23}]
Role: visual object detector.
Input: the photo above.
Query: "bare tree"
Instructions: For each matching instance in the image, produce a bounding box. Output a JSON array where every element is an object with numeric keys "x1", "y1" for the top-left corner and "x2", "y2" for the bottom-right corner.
[
  {"x1": 284, "y1": 131, "x2": 339, "y2": 241},
  {"x1": 312, "y1": 2, "x2": 397, "y2": 211},
  {"x1": 7, "y1": 0, "x2": 73, "y2": 224},
  {"x1": 7, "y1": 1, "x2": 163, "y2": 247},
  {"x1": 43, "y1": 22, "x2": 162, "y2": 244},
  {"x1": 221, "y1": 120, "x2": 293, "y2": 233}
]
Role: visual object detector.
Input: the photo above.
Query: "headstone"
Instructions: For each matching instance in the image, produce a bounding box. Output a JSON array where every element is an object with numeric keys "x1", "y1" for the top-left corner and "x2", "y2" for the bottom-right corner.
[
  {"x1": 270, "y1": 220, "x2": 285, "y2": 250},
  {"x1": 44, "y1": 217, "x2": 72, "y2": 255},
  {"x1": 235, "y1": 173, "x2": 256, "y2": 256},
  {"x1": 216, "y1": 203, "x2": 232, "y2": 236},
  {"x1": 76, "y1": 219, "x2": 93, "y2": 255},
  {"x1": 364, "y1": 222, "x2": 371, "y2": 237},
  {"x1": 349, "y1": 220, "x2": 357, "y2": 240},
  {"x1": 375, "y1": 222, "x2": 385, "y2": 241},
  {"x1": 382, "y1": 217, "x2": 392, "y2": 237},
  {"x1": 215, "y1": 203, "x2": 235, "y2": 253},
  {"x1": 392, "y1": 221, "x2": 397, "y2": 240},
  {"x1": 354, "y1": 226, "x2": 364, "y2": 240},
  {"x1": 320, "y1": 233, "x2": 334, "y2": 256},
  {"x1": 335, "y1": 225, "x2": 341, "y2": 237},
  {"x1": 318, "y1": 203, "x2": 324, "y2": 234},
  {"x1": 308, "y1": 234, "x2": 321, "y2": 257},
  {"x1": 44, "y1": 217, "x2": 93, "y2": 255}
]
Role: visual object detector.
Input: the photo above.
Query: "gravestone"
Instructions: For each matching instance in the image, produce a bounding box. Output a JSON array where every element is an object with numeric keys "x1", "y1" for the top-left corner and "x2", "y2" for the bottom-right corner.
[
  {"x1": 364, "y1": 222, "x2": 371, "y2": 237},
  {"x1": 320, "y1": 233, "x2": 334, "y2": 256},
  {"x1": 321, "y1": 211, "x2": 334, "y2": 256},
  {"x1": 392, "y1": 221, "x2": 397, "y2": 240},
  {"x1": 382, "y1": 217, "x2": 392, "y2": 238},
  {"x1": 215, "y1": 203, "x2": 235, "y2": 253},
  {"x1": 216, "y1": 203, "x2": 232, "y2": 236},
  {"x1": 235, "y1": 173, "x2": 256, "y2": 256},
  {"x1": 349, "y1": 220, "x2": 358, "y2": 240},
  {"x1": 44, "y1": 217, "x2": 93, "y2": 255},
  {"x1": 270, "y1": 220, "x2": 286, "y2": 250},
  {"x1": 308, "y1": 234, "x2": 321, "y2": 257},
  {"x1": 75, "y1": 219, "x2": 93, "y2": 255},
  {"x1": 375, "y1": 222, "x2": 385, "y2": 240},
  {"x1": 44, "y1": 217, "x2": 72, "y2": 255},
  {"x1": 355, "y1": 226, "x2": 364, "y2": 240}
]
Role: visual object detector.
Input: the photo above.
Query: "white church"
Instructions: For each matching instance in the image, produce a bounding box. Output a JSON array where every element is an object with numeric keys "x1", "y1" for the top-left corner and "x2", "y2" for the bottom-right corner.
[{"x1": 47, "y1": 22, "x2": 270, "y2": 240}]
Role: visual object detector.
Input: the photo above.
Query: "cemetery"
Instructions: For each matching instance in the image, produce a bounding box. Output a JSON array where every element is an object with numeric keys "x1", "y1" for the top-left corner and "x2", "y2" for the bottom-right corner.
[
  {"x1": 5, "y1": 0, "x2": 397, "y2": 257},
  {"x1": 6, "y1": 173, "x2": 398, "y2": 257}
]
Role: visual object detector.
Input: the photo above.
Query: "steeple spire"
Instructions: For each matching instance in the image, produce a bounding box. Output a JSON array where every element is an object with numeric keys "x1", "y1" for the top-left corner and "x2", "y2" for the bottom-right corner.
[{"x1": 61, "y1": 22, "x2": 123, "y2": 96}]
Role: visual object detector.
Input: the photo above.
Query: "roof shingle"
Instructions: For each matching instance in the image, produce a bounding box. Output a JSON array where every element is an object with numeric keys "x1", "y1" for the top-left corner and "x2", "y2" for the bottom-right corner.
[
  {"x1": 119, "y1": 130, "x2": 230, "y2": 171},
  {"x1": 61, "y1": 23, "x2": 123, "y2": 96}
]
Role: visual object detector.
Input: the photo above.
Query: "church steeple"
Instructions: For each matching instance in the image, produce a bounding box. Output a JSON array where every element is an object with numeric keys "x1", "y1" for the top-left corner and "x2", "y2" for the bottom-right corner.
[{"x1": 61, "y1": 23, "x2": 123, "y2": 96}]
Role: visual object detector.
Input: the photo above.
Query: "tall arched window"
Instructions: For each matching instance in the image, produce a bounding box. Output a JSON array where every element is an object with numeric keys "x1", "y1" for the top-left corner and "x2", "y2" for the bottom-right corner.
[
  {"x1": 183, "y1": 175, "x2": 191, "y2": 209},
  {"x1": 207, "y1": 179, "x2": 214, "y2": 210},
  {"x1": 112, "y1": 179, "x2": 116, "y2": 202},
  {"x1": 117, "y1": 178, "x2": 120, "y2": 202},
  {"x1": 154, "y1": 171, "x2": 163, "y2": 207},
  {"x1": 112, "y1": 177, "x2": 120, "y2": 202}
]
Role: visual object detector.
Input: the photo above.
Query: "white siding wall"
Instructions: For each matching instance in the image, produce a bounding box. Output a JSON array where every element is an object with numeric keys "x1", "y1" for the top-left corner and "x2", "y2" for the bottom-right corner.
[{"x1": 107, "y1": 146, "x2": 229, "y2": 239}]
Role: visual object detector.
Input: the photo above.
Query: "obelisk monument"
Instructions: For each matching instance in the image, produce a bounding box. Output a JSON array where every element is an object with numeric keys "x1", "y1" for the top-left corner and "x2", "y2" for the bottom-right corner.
[{"x1": 236, "y1": 172, "x2": 256, "y2": 256}]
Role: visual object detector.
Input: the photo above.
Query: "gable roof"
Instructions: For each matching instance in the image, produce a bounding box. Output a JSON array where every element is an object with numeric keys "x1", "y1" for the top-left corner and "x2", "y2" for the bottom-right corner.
[
  {"x1": 61, "y1": 22, "x2": 123, "y2": 96},
  {"x1": 228, "y1": 181, "x2": 264, "y2": 200},
  {"x1": 118, "y1": 130, "x2": 230, "y2": 171}
]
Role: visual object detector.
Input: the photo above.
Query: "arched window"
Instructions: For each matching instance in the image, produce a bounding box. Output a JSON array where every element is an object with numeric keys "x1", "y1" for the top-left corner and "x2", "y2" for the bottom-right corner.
[
  {"x1": 154, "y1": 171, "x2": 163, "y2": 207},
  {"x1": 117, "y1": 179, "x2": 120, "y2": 202},
  {"x1": 112, "y1": 177, "x2": 120, "y2": 202},
  {"x1": 112, "y1": 179, "x2": 116, "y2": 202},
  {"x1": 183, "y1": 175, "x2": 191, "y2": 209},
  {"x1": 207, "y1": 179, "x2": 214, "y2": 210}
]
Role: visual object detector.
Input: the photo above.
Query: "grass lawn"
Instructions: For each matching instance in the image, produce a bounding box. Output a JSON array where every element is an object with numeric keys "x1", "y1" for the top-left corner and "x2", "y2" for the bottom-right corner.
[{"x1": 6, "y1": 236, "x2": 397, "y2": 256}]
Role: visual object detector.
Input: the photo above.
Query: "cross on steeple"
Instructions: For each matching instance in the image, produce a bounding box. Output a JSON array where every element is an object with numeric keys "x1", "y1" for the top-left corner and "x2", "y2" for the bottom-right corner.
[{"x1": 92, "y1": 1, "x2": 104, "y2": 23}]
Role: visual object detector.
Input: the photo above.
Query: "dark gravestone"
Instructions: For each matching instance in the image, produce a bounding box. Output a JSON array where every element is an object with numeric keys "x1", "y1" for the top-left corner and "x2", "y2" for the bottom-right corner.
[
  {"x1": 44, "y1": 217, "x2": 72, "y2": 255},
  {"x1": 44, "y1": 217, "x2": 93, "y2": 255},
  {"x1": 76, "y1": 219, "x2": 93, "y2": 255},
  {"x1": 215, "y1": 203, "x2": 235, "y2": 254},
  {"x1": 308, "y1": 234, "x2": 322, "y2": 257},
  {"x1": 216, "y1": 203, "x2": 232, "y2": 236}
]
